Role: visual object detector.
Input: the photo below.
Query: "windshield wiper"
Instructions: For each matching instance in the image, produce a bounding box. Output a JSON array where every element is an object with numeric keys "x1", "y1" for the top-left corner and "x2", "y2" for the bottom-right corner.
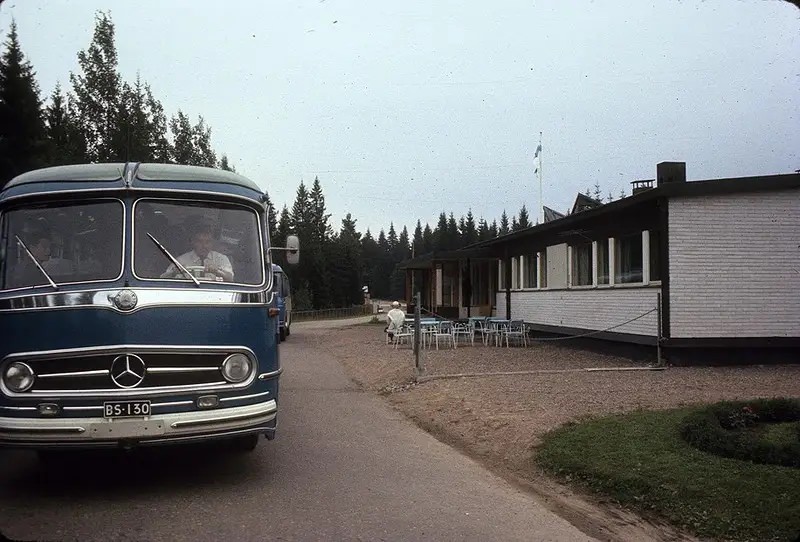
[
  {"x1": 146, "y1": 232, "x2": 200, "y2": 287},
  {"x1": 15, "y1": 235, "x2": 58, "y2": 289}
]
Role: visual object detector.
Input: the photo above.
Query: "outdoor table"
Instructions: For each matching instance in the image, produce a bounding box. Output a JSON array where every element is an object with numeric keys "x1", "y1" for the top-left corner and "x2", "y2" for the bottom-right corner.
[
  {"x1": 404, "y1": 317, "x2": 441, "y2": 348},
  {"x1": 487, "y1": 319, "x2": 510, "y2": 346}
]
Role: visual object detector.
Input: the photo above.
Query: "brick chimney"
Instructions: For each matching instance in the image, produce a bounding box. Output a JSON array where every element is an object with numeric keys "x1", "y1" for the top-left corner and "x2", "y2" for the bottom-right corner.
[{"x1": 657, "y1": 161, "x2": 686, "y2": 186}]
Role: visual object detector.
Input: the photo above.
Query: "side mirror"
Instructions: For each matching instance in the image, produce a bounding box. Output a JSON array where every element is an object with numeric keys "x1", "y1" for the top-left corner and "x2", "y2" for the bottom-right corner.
[{"x1": 285, "y1": 235, "x2": 300, "y2": 265}]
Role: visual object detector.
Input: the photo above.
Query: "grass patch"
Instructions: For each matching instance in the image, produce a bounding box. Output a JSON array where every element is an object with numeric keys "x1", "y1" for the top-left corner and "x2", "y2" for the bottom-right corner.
[
  {"x1": 536, "y1": 407, "x2": 800, "y2": 542},
  {"x1": 762, "y1": 422, "x2": 800, "y2": 448}
]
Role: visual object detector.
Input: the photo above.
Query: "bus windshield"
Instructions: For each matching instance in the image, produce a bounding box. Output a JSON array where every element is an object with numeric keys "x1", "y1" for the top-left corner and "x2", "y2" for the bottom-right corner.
[
  {"x1": 134, "y1": 199, "x2": 264, "y2": 286},
  {"x1": 0, "y1": 200, "x2": 124, "y2": 291}
]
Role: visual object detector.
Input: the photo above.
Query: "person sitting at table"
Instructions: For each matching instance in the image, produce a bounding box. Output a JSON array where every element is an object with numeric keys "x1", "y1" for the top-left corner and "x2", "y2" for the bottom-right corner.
[{"x1": 385, "y1": 301, "x2": 406, "y2": 342}]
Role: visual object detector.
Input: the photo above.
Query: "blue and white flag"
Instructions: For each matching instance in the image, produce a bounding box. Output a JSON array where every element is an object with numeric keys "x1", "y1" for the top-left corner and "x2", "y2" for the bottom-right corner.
[{"x1": 534, "y1": 144, "x2": 542, "y2": 159}]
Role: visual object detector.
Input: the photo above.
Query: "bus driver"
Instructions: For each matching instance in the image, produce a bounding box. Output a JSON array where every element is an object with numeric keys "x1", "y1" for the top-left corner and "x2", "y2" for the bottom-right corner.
[{"x1": 161, "y1": 224, "x2": 234, "y2": 282}]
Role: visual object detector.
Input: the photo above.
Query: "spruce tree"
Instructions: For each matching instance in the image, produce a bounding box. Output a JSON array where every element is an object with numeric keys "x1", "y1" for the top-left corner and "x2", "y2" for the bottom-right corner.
[
  {"x1": 44, "y1": 83, "x2": 87, "y2": 165},
  {"x1": 264, "y1": 192, "x2": 278, "y2": 240},
  {"x1": 412, "y1": 220, "x2": 423, "y2": 256},
  {"x1": 0, "y1": 21, "x2": 46, "y2": 186},
  {"x1": 499, "y1": 211, "x2": 510, "y2": 235},
  {"x1": 477, "y1": 218, "x2": 490, "y2": 242},
  {"x1": 517, "y1": 205, "x2": 531, "y2": 230},
  {"x1": 447, "y1": 213, "x2": 459, "y2": 249},
  {"x1": 422, "y1": 224, "x2": 433, "y2": 253},
  {"x1": 274, "y1": 205, "x2": 291, "y2": 249},
  {"x1": 463, "y1": 210, "x2": 478, "y2": 246},
  {"x1": 433, "y1": 212, "x2": 448, "y2": 251}
]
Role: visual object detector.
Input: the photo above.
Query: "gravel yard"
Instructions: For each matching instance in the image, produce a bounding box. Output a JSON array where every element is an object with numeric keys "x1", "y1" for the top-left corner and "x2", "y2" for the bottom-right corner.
[
  {"x1": 324, "y1": 324, "x2": 800, "y2": 463},
  {"x1": 317, "y1": 323, "x2": 800, "y2": 541}
]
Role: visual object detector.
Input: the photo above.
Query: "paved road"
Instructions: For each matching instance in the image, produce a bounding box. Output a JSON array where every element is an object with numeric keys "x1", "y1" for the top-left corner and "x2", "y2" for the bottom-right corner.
[{"x1": 0, "y1": 326, "x2": 594, "y2": 542}]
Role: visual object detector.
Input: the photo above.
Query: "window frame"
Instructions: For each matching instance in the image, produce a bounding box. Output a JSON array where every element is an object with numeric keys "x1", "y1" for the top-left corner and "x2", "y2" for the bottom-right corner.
[
  {"x1": 569, "y1": 240, "x2": 594, "y2": 287},
  {"x1": 522, "y1": 254, "x2": 538, "y2": 289},
  {"x1": 131, "y1": 197, "x2": 266, "y2": 288},
  {"x1": 615, "y1": 231, "x2": 644, "y2": 285},
  {"x1": 596, "y1": 239, "x2": 610, "y2": 285},
  {"x1": 0, "y1": 198, "x2": 127, "y2": 293},
  {"x1": 648, "y1": 229, "x2": 661, "y2": 283}
]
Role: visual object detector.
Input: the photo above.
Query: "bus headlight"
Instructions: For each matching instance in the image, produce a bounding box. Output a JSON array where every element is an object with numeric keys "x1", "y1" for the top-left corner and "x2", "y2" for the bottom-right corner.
[
  {"x1": 221, "y1": 354, "x2": 252, "y2": 383},
  {"x1": 3, "y1": 362, "x2": 35, "y2": 392}
]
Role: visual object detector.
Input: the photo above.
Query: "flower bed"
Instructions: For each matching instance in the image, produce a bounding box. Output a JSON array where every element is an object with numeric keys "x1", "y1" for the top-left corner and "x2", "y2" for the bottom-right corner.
[{"x1": 680, "y1": 398, "x2": 800, "y2": 468}]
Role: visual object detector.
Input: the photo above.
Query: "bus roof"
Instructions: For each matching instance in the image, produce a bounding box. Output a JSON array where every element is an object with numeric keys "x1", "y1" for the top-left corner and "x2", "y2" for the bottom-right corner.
[{"x1": 3, "y1": 163, "x2": 262, "y2": 194}]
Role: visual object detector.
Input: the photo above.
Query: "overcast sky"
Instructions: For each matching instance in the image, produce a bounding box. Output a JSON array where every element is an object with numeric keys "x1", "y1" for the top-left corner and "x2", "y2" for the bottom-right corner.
[{"x1": 2, "y1": 1, "x2": 798, "y2": 234}]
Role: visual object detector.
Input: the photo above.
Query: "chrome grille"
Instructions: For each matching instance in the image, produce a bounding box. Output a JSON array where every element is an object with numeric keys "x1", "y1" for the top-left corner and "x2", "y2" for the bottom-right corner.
[{"x1": 19, "y1": 350, "x2": 236, "y2": 395}]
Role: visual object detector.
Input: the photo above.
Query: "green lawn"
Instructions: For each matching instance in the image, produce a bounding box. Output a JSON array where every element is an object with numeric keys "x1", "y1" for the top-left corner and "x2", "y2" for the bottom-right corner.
[{"x1": 536, "y1": 408, "x2": 800, "y2": 542}]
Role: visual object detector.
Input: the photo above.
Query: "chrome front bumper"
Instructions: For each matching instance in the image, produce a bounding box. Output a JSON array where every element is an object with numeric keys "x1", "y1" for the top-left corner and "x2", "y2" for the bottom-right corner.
[{"x1": 0, "y1": 400, "x2": 277, "y2": 448}]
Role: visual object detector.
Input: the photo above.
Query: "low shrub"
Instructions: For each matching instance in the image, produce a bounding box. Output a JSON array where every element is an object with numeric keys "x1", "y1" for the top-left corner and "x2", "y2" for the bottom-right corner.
[{"x1": 680, "y1": 398, "x2": 800, "y2": 468}]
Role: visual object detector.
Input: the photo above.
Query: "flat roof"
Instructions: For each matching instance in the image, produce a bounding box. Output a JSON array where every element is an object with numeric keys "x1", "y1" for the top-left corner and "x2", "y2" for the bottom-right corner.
[{"x1": 469, "y1": 172, "x2": 800, "y2": 249}]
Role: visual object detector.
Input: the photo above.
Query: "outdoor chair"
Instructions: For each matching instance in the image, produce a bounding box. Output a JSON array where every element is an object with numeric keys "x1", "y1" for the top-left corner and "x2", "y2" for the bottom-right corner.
[
  {"x1": 485, "y1": 319, "x2": 505, "y2": 346},
  {"x1": 503, "y1": 320, "x2": 528, "y2": 348},
  {"x1": 421, "y1": 322, "x2": 438, "y2": 349},
  {"x1": 452, "y1": 321, "x2": 474, "y2": 346},
  {"x1": 473, "y1": 318, "x2": 492, "y2": 346},
  {"x1": 433, "y1": 321, "x2": 456, "y2": 350},
  {"x1": 393, "y1": 325, "x2": 414, "y2": 349}
]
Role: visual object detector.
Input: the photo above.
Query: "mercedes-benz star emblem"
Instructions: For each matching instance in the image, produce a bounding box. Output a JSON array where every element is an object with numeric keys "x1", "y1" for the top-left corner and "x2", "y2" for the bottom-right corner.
[
  {"x1": 110, "y1": 354, "x2": 146, "y2": 389},
  {"x1": 110, "y1": 290, "x2": 138, "y2": 311}
]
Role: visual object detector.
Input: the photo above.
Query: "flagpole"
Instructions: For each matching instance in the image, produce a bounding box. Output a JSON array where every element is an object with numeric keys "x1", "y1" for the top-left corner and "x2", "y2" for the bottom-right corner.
[{"x1": 538, "y1": 131, "x2": 543, "y2": 224}]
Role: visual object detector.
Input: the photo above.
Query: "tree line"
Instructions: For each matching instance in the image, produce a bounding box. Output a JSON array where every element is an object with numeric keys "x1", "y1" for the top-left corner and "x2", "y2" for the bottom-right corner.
[
  {"x1": 0, "y1": 12, "x2": 234, "y2": 189},
  {"x1": 1, "y1": 12, "x2": 623, "y2": 310}
]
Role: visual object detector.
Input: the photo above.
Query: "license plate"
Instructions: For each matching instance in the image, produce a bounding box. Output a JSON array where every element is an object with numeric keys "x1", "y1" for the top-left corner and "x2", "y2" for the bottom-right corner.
[{"x1": 103, "y1": 401, "x2": 151, "y2": 418}]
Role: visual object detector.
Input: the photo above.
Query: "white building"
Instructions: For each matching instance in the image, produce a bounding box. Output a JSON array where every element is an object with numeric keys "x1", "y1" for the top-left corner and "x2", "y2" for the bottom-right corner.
[{"x1": 405, "y1": 162, "x2": 800, "y2": 350}]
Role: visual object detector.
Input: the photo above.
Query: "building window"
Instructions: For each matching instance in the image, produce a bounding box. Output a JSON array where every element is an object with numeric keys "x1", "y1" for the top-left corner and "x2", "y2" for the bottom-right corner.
[
  {"x1": 510, "y1": 258, "x2": 518, "y2": 289},
  {"x1": 538, "y1": 251, "x2": 548, "y2": 288},
  {"x1": 649, "y1": 230, "x2": 661, "y2": 282},
  {"x1": 616, "y1": 232, "x2": 643, "y2": 283},
  {"x1": 470, "y1": 261, "x2": 491, "y2": 306},
  {"x1": 523, "y1": 254, "x2": 537, "y2": 288},
  {"x1": 498, "y1": 260, "x2": 505, "y2": 291},
  {"x1": 571, "y1": 241, "x2": 593, "y2": 286},
  {"x1": 441, "y1": 262, "x2": 457, "y2": 306},
  {"x1": 597, "y1": 240, "x2": 610, "y2": 285}
]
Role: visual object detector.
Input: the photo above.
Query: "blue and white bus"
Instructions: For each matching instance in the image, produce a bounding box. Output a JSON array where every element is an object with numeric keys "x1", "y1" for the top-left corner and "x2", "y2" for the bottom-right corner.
[
  {"x1": 272, "y1": 264, "x2": 292, "y2": 341},
  {"x1": 0, "y1": 163, "x2": 299, "y2": 453}
]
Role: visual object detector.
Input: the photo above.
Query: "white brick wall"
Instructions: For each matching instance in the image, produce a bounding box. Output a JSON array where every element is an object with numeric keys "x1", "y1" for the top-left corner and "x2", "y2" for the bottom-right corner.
[
  {"x1": 496, "y1": 287, "x2": 660, "y2": 336},
  {"x1": 669, "y1": 188, "x2": 800, "y2": 338}
]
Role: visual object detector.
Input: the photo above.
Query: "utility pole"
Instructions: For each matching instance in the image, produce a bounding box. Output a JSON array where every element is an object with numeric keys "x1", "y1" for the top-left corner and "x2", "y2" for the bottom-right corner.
[{"x1": 414, "y1": 291, "x2": 421, "y2": 378}]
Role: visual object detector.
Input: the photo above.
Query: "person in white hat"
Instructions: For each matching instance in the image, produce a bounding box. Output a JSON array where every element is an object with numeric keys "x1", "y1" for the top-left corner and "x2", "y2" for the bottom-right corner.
[{"x1": 385, "y1": 301, "x2": 406, "y2": 342}]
